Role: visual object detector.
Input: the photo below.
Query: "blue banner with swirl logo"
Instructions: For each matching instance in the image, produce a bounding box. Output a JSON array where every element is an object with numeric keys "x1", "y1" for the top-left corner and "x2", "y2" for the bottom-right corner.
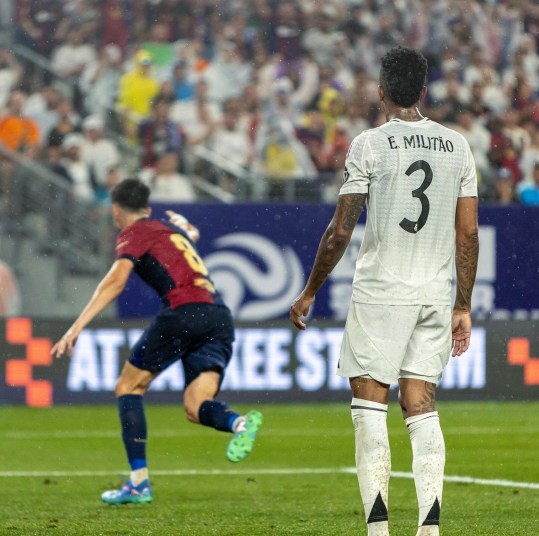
[{"x1": 117, "y1": 204, "x2": 539, "y2": 321}]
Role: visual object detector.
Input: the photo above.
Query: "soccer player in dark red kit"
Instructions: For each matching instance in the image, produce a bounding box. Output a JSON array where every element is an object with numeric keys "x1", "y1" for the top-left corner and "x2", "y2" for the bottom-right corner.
[{"x1": 51, "y1": 178, "x2": 263, "y2": 504}]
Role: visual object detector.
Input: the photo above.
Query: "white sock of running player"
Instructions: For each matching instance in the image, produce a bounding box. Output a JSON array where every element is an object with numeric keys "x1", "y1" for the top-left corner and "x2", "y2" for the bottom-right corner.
[
  {"x1": 406, "y1": 412, "x2": 445, "y2": 536},
  {"x1": 351, "y1": 398, "x2": 390, "y2": 536},
  {"x1": 232, "y1": 416, "x2": 247, "y2": 433},
  {"x1": 130, "y1": 467, "x2": 149, "y2": 487}
]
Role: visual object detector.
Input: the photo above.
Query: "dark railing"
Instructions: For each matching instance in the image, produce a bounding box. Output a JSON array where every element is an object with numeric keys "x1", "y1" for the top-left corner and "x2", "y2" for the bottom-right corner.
[{"x1": 0, "y1": 144, "x2": 111, "y2": 286}]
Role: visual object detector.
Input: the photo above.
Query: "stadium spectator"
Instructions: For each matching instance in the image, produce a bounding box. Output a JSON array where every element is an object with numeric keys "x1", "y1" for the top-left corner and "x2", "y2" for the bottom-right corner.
[
  {"x1": 140, "y1": 151, "x2": 196, "y2": 202},
  {"x1": 24, "y1": 84, "x2": 63, "y2": 142},
  {"x1": 208, "y1": 98, "x2": 251, "y2": 192},
  {"x1": 267, "y1": 1, "x2": 304, "y2": 61},
  {"x1": 0, "y1": 48, "x2": 22, "y2": 110},
  {"x1": 518, "y1": 161, "x2": 539, "y2": 205},
  {"x1": 14, "y1": 0, "x2": 63, "y2": 57},
  {"x1": 453, "y1": 108, "x2": 493, "y2": 196},
  {"x1": 170, "y1": 60, "x2": 195, "y2": 102},
  {"x1": 519, "y1": 126, "x2": 539, "y2": 182},
  {"x1": 117, "y1": 50, "x2": 160, "y2": 127},
  {"x1": 170, "y1": 79, "x2": 217, "y2": 148},
  {"x1": 51, "y1": 179, "x2": 263, "y2": 505},
  {"x1": 101, "y1": 0, "x2": 130, "y2": 55},
  {"x1": 81, "y1": 44, "x2": 123, "y2": 119},
  {"x1": 493, "y1": 167, "x2": 518, "y2": 205},
  {"x1": 338, "y1": 99, "x2": 370, "y2": 142},
  {"x1": 0, "y1": 259, "x2": 21, "y2": 316},
  {"x1": 80, "y1": 115, "x2": 120, "y2": 198},
  {"x1": 0, "y1": 90, "x2": 41, "y2": 157},
  {"x1": 302, "y1": 5, "x2": 343, "y2": 65},
  {"x1": 61, "y1": 133, "x2": 95, "y2": 203},
  {"x1": 47, "y1": 98, "x2": 80, "y2": 148},
  {"x1": 41, "y1": 143, "x2": 71, "y2": 185},
  {"x1": 204, "y1": 40, "x2": 251, "y2": 105},
  {"x1": 51, "y1": 25, "x2": 97, "y2": 79},
  {"x1": 138, "y1": 95, "x2": 184, "y2": 170}
]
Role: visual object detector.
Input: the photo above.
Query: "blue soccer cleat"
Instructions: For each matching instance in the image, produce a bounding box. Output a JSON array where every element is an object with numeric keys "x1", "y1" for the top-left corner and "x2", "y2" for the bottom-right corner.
[
  {"x1": 101, "y1": 479, "x2": 153, "y2": 505},
  {"x1": 226, "y1": 410, "x2": 263, "y2": 463}
]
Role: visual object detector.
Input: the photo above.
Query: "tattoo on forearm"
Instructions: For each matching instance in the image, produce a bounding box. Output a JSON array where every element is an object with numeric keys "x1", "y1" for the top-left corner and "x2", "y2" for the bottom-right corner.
[
  {"x1": 305, "y1": 194, "x2": 367, "y2": 295},
  {"x1": 343, "y1": 194, "x2": 367, "y2": 231},
  {"x1": 454, "y1": 231, "x2": 479, "y2": 311}
]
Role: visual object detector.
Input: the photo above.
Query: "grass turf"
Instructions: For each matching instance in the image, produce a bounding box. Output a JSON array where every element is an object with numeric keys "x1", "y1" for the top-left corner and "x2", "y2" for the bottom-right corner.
[{"x1": 1, "y1": 402, "x2": 538, "y2": 535}]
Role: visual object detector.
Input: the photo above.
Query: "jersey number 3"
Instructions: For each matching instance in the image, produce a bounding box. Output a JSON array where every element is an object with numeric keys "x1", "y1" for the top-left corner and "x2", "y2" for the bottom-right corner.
[{"x1": 399, "y1": 160, "x2": 433, "y2": 234}]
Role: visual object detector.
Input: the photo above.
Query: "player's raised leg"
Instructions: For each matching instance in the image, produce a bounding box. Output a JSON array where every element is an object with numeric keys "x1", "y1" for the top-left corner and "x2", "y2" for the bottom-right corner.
[
  {"x1": 101, "y1": 362, "x2": 157, "y2": 505},
  {"x1": 350, "y1": 377, "x2": 391, "y2": 536},
  {"x1": 399, "y1": 379, "x2": 445, "y2": 536},
  {"x1": 183, "y1": 370, "x2": 263, "y2": 463}
]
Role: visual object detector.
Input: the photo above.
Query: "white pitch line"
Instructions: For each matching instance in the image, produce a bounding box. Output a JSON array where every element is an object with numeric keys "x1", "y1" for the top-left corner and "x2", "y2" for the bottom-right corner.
[
  {"x1": 0, "y1": 467, "x2": 538, "y2": 490},
  {"x1": 2, "y1": 429, "x2": 352, "y2": 440}
]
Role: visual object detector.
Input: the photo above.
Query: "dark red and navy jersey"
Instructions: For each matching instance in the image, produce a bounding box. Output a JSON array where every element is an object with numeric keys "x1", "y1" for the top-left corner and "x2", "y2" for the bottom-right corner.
[{"x1": 115, "y1": 218, "x2": 224, "y2": 309}]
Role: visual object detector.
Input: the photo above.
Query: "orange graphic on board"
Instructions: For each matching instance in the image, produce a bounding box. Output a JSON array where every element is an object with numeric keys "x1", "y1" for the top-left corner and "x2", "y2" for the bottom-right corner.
[
  {"x1": 5, "y1": 318, "x2": 53, "y2": 407},
  {"x1": 507, "y1": 338, "x2": 539, "y2": 386}
]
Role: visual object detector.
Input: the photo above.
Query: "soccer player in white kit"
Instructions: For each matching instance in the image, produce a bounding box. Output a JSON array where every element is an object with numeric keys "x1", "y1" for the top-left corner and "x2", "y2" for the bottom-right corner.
[{"x1": 290, "y1": 47, "x2": 479, "y2": 536}]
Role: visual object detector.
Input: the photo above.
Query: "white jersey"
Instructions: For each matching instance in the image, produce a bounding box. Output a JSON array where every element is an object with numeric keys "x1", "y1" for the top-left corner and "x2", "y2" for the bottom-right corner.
[{"x1": 339, "y1": 117, "x2": 477, "y2": 305}]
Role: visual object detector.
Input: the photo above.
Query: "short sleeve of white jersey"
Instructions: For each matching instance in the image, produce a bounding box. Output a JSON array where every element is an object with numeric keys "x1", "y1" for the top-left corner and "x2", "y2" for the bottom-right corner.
[
  {"x1": 339, "y1": 132, "x2": 374, "y2": 195},
  {"x1": 459, "y1": 140, "x2": 478, "y2": 197}
]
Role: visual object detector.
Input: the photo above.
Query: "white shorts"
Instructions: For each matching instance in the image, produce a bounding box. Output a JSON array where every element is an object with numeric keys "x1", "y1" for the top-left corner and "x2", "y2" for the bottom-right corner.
[{"x1": 337, "y1": 302, "x2": 452, "y2": 385}]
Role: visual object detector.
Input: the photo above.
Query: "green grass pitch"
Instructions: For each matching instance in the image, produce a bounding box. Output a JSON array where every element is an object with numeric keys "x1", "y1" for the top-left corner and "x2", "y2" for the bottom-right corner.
[{"x1": 1, "y1": 401, "x2": 538, "y2": 535}]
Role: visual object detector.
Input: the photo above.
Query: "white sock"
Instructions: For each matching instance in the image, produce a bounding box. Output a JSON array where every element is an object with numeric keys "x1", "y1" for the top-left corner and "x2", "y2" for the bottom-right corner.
[
  {"x1": 232, "y1": 416, "x2": 247, "y2": 433},
  {"x1": 351, "y1": 398, "x2": 390, "y2": 536},
  {"x1": 406, "y1": 412, "x2": 445, "y2": 536},
  {"x1": 131, "y1": 467, "x2": 149, "y2": 487}
]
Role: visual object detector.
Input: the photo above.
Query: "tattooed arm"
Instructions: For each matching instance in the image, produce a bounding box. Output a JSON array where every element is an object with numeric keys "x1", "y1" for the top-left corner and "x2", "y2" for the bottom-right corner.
[
  {"x1": 290, "y1": 193, "x2": 367, "y2": 329},
  {"x1": 451, "y1": 196, "x2": 479, "y2": 356}
]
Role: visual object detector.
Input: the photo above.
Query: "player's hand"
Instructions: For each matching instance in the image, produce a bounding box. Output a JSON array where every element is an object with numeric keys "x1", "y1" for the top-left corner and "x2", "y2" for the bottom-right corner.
[
  {"x1": 166, "y1": 210, "x2": 200, "y2": 243},
  {"x1": 290, "y1": 292, "x2": 315, "y2": 330},
  {"x1": 51, "y1": 329, "x2": 79, "y2": 359},
  {"x1": 451, "y1": 310, "x2": 472, "y2": 357}
]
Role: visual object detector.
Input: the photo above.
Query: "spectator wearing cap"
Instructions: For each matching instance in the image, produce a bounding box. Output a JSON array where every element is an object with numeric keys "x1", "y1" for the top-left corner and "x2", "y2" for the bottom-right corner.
[
  {"x1": 79, "y1": 115, "x2": 120, "y2": 198},
  {"x1": 117, "y1": 50, "x2": 160, "y2": 126},
  {"x1": 518, "y1": 161, "x2": 539, "y2": 205},
  {"x1": 493, "y1": 167, "x2": 518, "y2": 205}
]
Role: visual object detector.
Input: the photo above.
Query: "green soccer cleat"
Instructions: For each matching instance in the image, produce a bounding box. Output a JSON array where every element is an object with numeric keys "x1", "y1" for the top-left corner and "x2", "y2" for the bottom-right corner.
[
  {"x1": 101, "y1": 479, "x2": 153, "y2": 505},
  {"x1": 226, "y1": 410, "x2": 263, "y2": 463}
]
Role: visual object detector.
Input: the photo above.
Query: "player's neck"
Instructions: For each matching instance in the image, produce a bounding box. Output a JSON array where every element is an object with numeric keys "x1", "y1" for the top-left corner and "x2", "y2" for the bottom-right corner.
[
  {"x1": 120, "y1": 214, "x2": 148, "y2": 231},
  {"x1": 386, "y1": 105, "x2": 424, "y2": 122}
]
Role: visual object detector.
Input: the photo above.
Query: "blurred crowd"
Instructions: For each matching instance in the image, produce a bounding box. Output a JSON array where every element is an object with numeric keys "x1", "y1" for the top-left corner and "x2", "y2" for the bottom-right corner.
[{"x1": 0, "y1": 0, "x2": 538, "y2": 205}]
